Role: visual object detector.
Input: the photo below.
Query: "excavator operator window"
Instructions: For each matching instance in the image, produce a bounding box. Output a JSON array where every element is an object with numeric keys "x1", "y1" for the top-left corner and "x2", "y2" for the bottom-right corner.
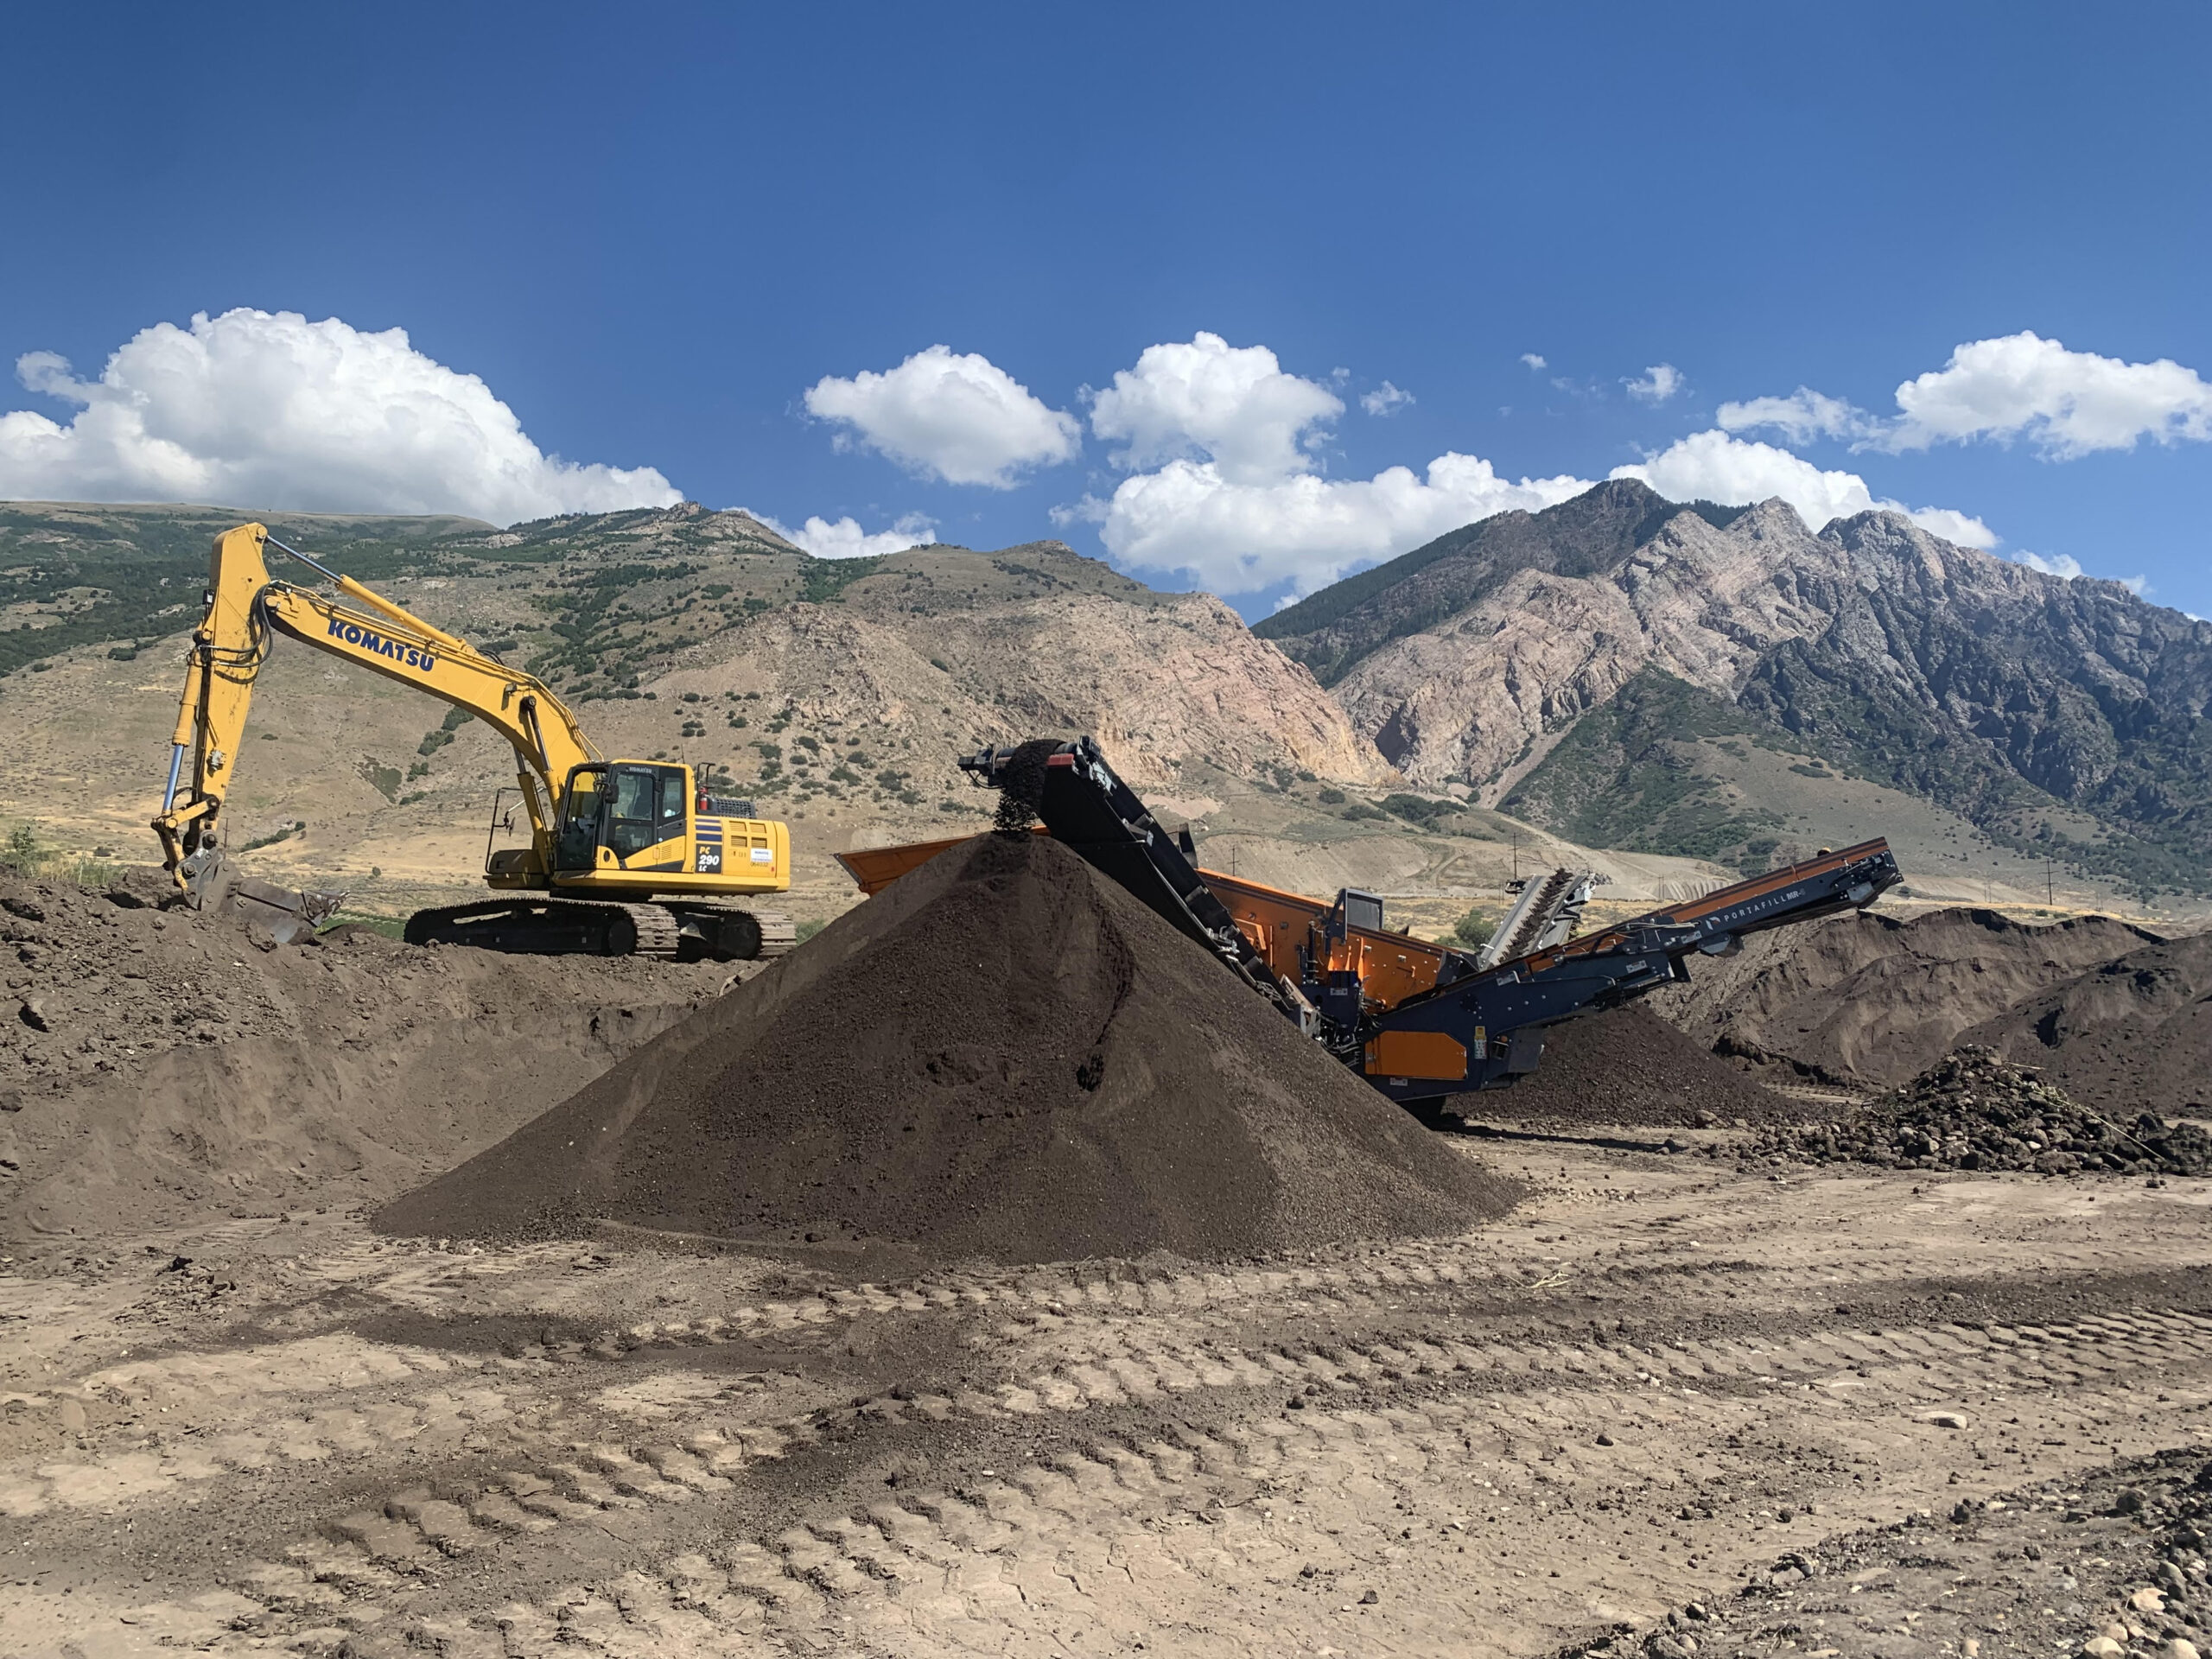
[{"x1": 606, "y1": 764, "x2": 689, "y2": 858}]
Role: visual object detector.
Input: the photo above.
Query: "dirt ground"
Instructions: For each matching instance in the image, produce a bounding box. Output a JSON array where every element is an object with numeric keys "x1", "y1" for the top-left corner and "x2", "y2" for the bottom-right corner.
[{"x1": 4, "y1": 1120, "x2": 2208, "y2": 1658}]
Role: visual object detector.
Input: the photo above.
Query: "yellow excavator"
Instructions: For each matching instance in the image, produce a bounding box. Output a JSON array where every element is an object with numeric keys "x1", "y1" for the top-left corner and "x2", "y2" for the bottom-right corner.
[{"x1": 152, "y1": 523, "x2": 794, "y2": 959}]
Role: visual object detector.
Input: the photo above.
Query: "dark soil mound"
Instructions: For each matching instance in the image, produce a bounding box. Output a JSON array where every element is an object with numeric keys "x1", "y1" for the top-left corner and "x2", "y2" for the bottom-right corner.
[
  {"x1": 1961, "y1": 932, "x2": 2212, "y2": 1119},
  {"x1": 377, "y1": 834, "x2": 1516, "y2": 1264},
  {"x1": 1459, "y1": 1006, "x2": 1809, "y2": 1128},
  {"x1": 1648, "y1": 907, "x2": 2162, "y2": 1086},
  {"x1": 1748, "y1": 1046, "x2": 2212, "y2": 1177}
]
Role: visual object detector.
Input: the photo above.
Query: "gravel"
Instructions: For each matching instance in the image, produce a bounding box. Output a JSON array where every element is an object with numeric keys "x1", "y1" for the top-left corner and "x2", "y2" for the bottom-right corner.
[{"x1": 1746, "y1": 1046, "x2": 2212, "y2": 1177}]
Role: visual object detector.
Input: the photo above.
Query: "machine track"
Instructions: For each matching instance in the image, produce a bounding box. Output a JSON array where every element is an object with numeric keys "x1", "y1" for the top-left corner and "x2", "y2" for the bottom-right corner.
[{"x1": 402, "y1": 898, "x2": 788, "y2": 961}]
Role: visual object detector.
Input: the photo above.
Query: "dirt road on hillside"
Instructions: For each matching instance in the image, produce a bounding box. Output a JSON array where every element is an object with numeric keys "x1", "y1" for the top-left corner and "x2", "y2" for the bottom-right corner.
[{"x1": 3, "y1": 1135, "x2": 2207, "y2": 1658}]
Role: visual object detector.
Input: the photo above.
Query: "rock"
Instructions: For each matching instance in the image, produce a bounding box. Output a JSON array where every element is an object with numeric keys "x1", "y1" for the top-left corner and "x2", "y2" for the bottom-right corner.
[
  {"x1": 2168, "y1": 1641, "x2": 2200, "y2": 1659},
  {"x1": 1596, "y1": 1433, "x2": 1615, "y2": 1446},
  {"x1": 2133, "y1": 1589, "x2": 2168, "y2": 1614},
  {"x1": 17, "y1": 997, "x2": 48, "y2": 1032},
  {"x1": 1359, "y1": 1590, "x2": 1379, "y2": 1605},
  {"x1": 1931, "y1": 1411, "x2": 1969, "y2": 1429},
  {"x1": 2084, "y1": 1641, "x2": 2125, "y2": 1659},
  {"x1": 2120, "y1": 1491, "x2": 2149, "y2": 1515},
  {"x1": 1747, "y1": 1044, "x2": 2212, "y2": 1179}
]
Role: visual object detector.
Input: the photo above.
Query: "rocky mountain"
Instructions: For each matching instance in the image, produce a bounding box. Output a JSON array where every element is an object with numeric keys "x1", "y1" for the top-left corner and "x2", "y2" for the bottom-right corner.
[{"x1": 1258, "y1": 480, "x2": 2212, "y2": 899}]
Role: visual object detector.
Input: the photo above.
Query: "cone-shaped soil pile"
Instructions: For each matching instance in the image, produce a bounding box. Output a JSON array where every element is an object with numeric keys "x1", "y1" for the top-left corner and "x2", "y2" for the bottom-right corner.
[{"x1": 377, "y1": 833, "x2": 1516, "y2": 1264}]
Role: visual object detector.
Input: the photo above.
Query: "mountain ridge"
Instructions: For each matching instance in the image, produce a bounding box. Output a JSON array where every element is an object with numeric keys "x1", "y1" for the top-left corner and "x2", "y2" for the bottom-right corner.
[{"x1": 1259, "y1": 483, "x2": 2212, "y2": 898}]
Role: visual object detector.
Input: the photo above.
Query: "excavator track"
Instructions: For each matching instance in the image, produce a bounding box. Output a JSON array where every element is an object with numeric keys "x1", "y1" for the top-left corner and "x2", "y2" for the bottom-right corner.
[
  {"x1": 660, "y1": 903, "x2": 798, "y2": 960},
  {"x1": 611, "y1": 903, "x2": 683, "y2": 959},
  {"x1": 400, "y1": 897, "x2": 761, "y2": 960}
]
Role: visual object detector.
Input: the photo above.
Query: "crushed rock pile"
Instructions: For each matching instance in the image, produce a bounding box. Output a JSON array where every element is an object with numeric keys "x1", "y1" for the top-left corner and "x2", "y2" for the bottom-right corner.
[
  {"x1": 0, "y1": 868, "x2": 730, "y2": 1243},
  {"x1": 1746, "y1": 1046, "x2": 2212, "y2": 1177},
  {"x1": 1461, "y1": 1006, "x2": 1808, "y2": 1129},
  {"x1": 378, "y1": 832, "x2": 1517, "y2": 1266}
]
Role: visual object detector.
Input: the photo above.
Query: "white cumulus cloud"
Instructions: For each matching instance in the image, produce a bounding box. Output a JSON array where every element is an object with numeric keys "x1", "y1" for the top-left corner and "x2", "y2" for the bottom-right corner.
[
  {"x1": 1719, "y1": 333, "x2": 2212, "y2": 461},
  {"x1": 1716, "y1": 386, "x2": 1870, "y2": 443},
  {"x1": 1609, "y1": 430, "x2": 1996, "y2": 548},
  {"x1": 1098, "y1": 453, "x2": 1591, "y2": 598},
  {"x1": 750, "y1": 509, "x2": 937, "y2": 561},
  {"x1": 1519, "y1": 353, "x2": 1547, "y2": 372},
  {"x1": 1360, "y1": 380, "x2": 1414, "y2": 416},
  {"x1": 0, "y1": 308, "x2": 679, "y2": 524},
  {"x1": 1088, "y1": 332, "x2": 1343, "y2": 486},
  {"x1": 1624, "y1": 364, "x2": 1683, "y2": 404},
  {"x1": 1881, "y1": 332, "x2": 2212, "y2": 457},
  {"x1": 2015, "y1": 549, "x2": 2086, "y2": 581},
  {"x1": 1084, "y1": 332, "x2": 1586, "y2": 595},
  {"x1": 803, "y1": 346, "x2": 1080, "y2": 488}
]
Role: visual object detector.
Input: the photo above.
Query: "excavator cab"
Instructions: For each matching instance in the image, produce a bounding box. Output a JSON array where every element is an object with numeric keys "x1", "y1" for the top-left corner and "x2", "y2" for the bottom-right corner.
[{"x1": 554, "y1": 761, "x2": 691, "y2": 869}]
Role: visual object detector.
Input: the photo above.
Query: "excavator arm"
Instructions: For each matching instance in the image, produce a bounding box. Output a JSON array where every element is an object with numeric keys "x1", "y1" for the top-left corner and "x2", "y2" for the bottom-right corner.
[{"x1": 154, "y1": 523, "x2": 600, "y2": 925}]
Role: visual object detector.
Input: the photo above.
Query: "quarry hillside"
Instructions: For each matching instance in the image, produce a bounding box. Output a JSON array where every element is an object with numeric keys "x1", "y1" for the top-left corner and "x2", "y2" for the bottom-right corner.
[
  {"x1": 1260, "y1": 479, "x2": 2212, "y2": 906},
  {"x1": 3, "y1": 491, "x2": 2206, "y2": 925},
  {"x1": 2, "y1": 500, "x2": 1457, "y2": 927}
]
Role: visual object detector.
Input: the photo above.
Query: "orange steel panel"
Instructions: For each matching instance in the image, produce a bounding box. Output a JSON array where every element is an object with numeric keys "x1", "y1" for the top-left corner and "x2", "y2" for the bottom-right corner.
[
  {"x1": 834, "y1": 827, "x2": 1050, "y2": 895},
  {"x1": 833, "y1": 835, "x2": 976, "y2": 895},
  {"x1": 1200, "y1": 868, "x2": 1452, "y2": 1012},
  {"x1": 1364, "y1": 1029, "x2": 1469, "y2": 1082}
]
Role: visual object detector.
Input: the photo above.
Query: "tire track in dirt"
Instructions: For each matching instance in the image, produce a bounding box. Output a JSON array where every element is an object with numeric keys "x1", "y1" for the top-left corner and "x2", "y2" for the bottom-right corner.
[{"x1": 29, "y1": 1288, "x2": 2209, "y2": 1656}]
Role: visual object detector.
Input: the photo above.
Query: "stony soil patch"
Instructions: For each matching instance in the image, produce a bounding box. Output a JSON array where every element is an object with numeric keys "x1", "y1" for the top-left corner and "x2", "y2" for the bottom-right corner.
[
  {"x1": 1560, "y1": 1449, "x2": 2212, "y2": 1659},
  {"x1": 1746, "y1": 1046, "x2": 2212, "y2": 1178}
]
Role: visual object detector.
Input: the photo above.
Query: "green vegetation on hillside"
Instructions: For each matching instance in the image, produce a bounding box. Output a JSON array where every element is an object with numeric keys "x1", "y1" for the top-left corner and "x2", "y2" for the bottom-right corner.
[{"x1": 1502, "y1": 669, "x2": 1791, "y2": 871}]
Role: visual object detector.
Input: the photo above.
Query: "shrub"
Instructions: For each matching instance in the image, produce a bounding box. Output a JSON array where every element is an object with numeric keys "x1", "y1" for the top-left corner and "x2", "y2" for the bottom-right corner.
[
  {"x1": 1452, "y1": 908, "x2": 1495, "y2": 950},
  {"x1": 2, "y1": 823, "x2": 41, "y2": 874}
]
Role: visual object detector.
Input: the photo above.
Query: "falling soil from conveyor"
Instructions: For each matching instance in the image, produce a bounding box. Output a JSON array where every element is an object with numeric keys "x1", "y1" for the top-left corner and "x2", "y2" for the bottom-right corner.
[{"x1": 378, "y1": 833, "x2": 1519, "y2": 1265}]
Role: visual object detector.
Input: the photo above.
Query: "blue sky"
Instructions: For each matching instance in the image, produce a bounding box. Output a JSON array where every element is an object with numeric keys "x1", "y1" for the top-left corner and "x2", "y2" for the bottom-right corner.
[{"x1": 3, "y1": 2, "x2": 2209, "y2": 619}]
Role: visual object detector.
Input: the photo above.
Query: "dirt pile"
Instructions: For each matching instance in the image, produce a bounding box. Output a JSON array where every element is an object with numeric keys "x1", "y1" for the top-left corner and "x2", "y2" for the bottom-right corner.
[
  {"x1": 1452, "y1": 1006, "x2": 1804, "y2": 1128},
  {"x1": 1748, "y1": 1046, "x2": 2212, "y2": 1177},
  {"x1": 0, "y1": 869, "x2": 731, "y2": 1243},
  {"x1": 1960, "y1": 931, "x2": 2212, "y2": 1118},
  {"x1": 378, "y1": 833, "x2": 1516, "y2": 1264},
  {"x1": 1648, "y1": 907, "x2": 2161, "y2": 1086}
]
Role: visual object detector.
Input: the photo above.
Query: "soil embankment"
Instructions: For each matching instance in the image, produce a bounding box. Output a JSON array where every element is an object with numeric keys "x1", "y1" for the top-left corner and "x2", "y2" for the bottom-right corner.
[
  {"x1": 1459, "y1": 1005, "x2": 1810, "y2": 1128},
  {"x1": 1649, "y1": 906, "x2": 2171, "y2": 1087},
  {"x1": 1959, "y1": 931, "x2": 2212, "y2": 1116},
  {"x1": 378, "y1": 833, "x2": 1516, "y2": 1263},
  {"x1": 0, "y1": 870, "x2": 729, "y2": 1241}
]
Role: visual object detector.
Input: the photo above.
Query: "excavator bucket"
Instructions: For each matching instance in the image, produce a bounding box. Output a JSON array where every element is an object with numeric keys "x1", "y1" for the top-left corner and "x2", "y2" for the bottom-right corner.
[{"x1": 175, "y1": 849, "x2": 345, "y2": 944}]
